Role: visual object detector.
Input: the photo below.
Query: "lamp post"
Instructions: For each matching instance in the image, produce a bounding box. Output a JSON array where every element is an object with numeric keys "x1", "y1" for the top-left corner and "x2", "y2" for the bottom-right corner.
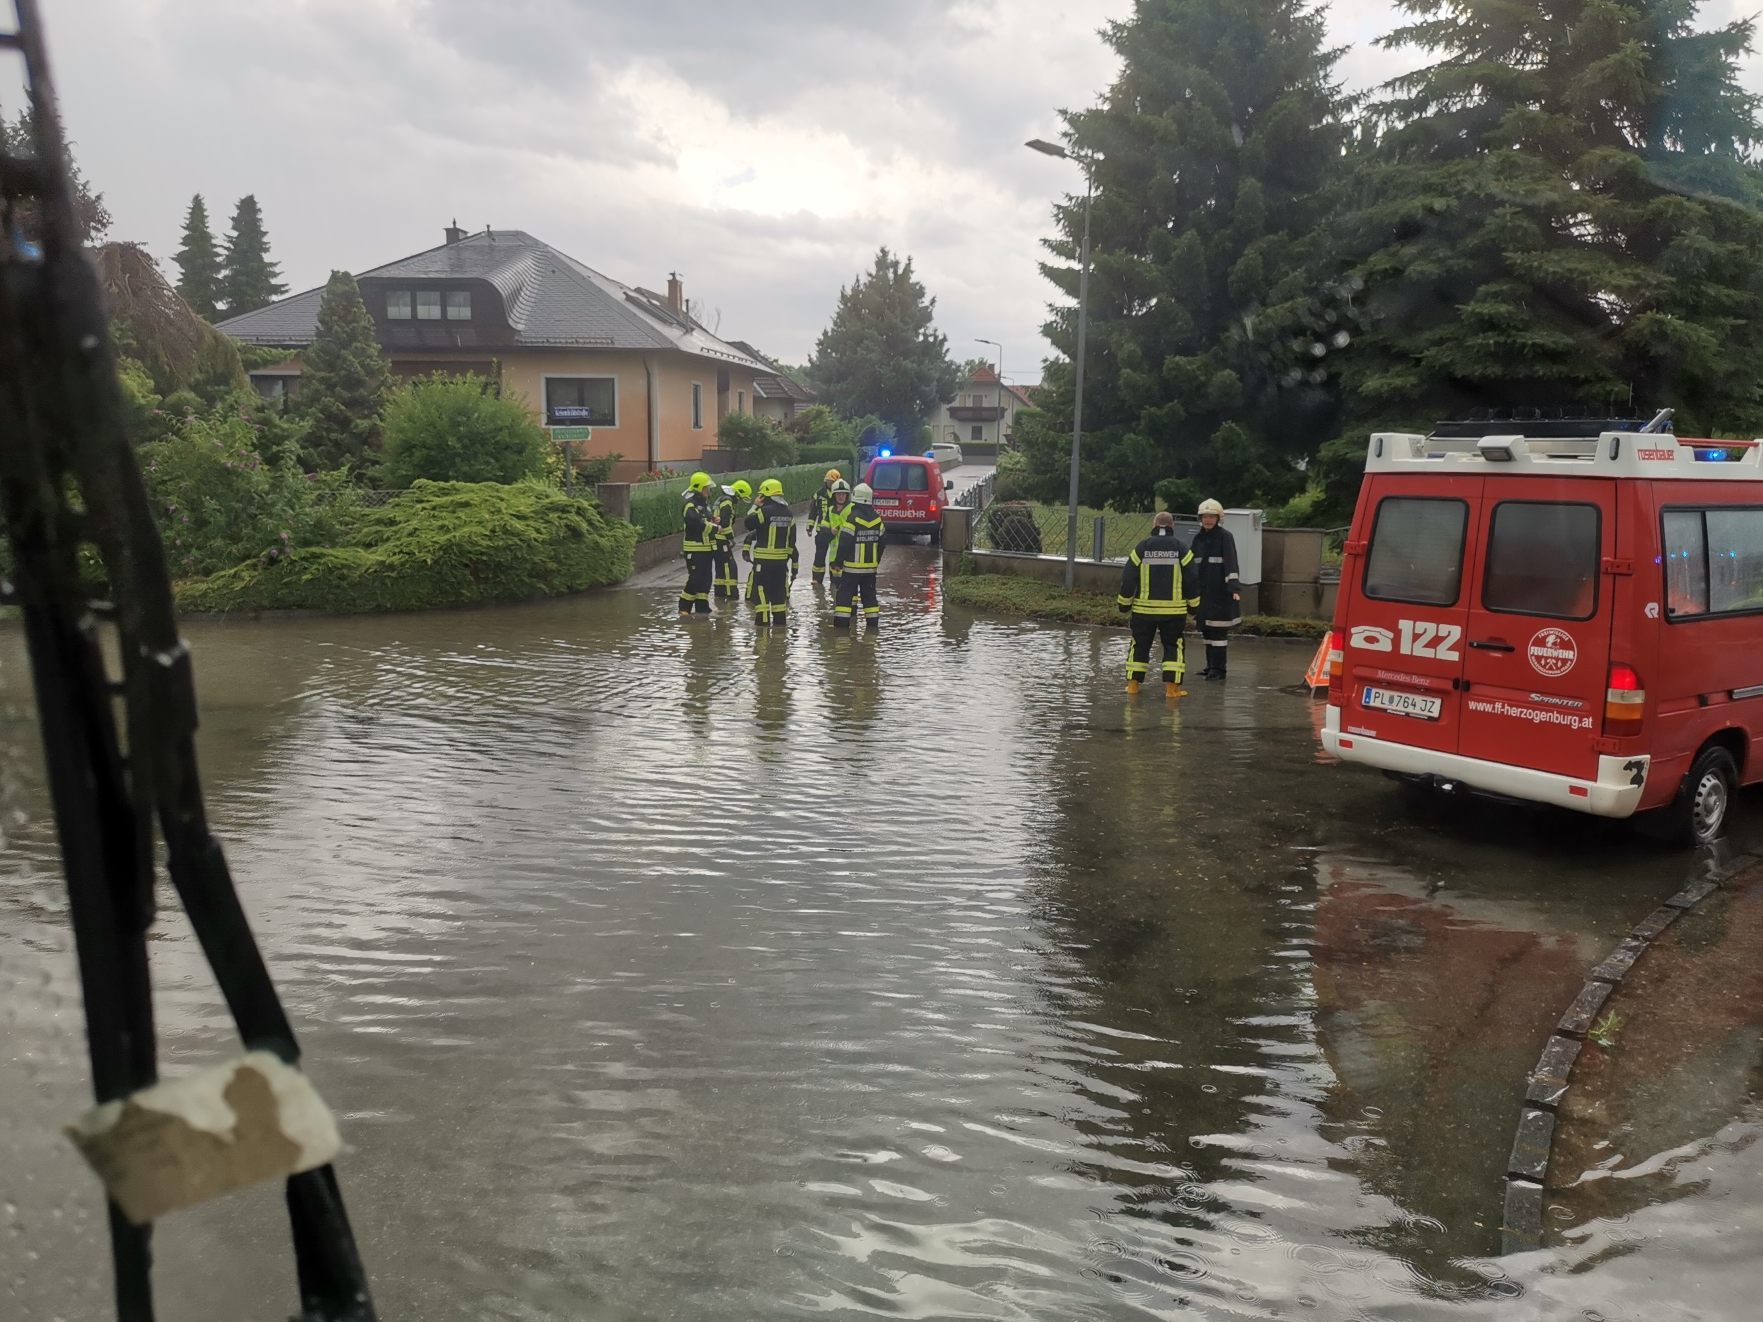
[
  {"x1": 976, "y1": 337, "x2": 1003, "y2": 452},
  {"x1": 1026, "y1": 137, "x2": 1094, "y2": 589}
]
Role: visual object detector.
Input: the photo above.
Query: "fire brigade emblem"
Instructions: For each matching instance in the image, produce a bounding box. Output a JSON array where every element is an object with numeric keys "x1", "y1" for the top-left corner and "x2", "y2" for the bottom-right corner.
[{"x1": 1527, "y1": 627, "x2": 1577, "y2": 678}]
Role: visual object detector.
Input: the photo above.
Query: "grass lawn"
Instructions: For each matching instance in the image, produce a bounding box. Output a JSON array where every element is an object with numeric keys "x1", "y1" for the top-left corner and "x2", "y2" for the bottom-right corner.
[{"x1": 943, "y1": 573, "x2": 1328, "y2": 638}]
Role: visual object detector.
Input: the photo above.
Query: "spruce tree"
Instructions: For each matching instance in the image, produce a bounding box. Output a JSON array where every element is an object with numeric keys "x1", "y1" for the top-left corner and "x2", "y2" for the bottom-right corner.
[
  {"x1": 810, "y1": 248, "x2": 962, "y2": 442},
  {"x1": 1326, "y1": 0, "x2": 1763, "y2": 513},
  {"x1": 173, "y1": 194, "x2": 223, "y2": 318},
  {"x1": 299, "y1": 271, "x2": 391, "y2": 470},
  {"x1": 220, "y1": 194, "x2": 287, "y2": 315},
  {"x1": 1025, "y1": 0, "x2": 1350, "y2": 513}
]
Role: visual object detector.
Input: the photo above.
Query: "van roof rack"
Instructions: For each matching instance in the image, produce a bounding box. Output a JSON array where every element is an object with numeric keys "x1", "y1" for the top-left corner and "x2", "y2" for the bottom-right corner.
[
  {"x1": 1368, "y1": 410, "x2": 1763, "y2": 480},
  {"x1": 1430, "y1": 411, "x2": 1669, "y2": 441}
]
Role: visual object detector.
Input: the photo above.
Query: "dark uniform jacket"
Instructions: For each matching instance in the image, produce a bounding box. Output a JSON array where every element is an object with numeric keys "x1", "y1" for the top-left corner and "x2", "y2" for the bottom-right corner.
[
  {"x1": 1188, "y1": 524, "x2": 1242, "y2": 627},
  {"x1": 712, "y1": 492, "x2": 738, "y2": 545},
  {"x1": 808, "y1": 483, "x2": 836, "y2": 533},
  {"x1": 829, "y1": 503, "x2": 886, "y2": 574},
  {"x1": 682, "y1": 493, "x2": 713, "y2": 553},
  {"x1": 1117, "y1": 530, "x2": 1199, "y2": 616},
  {"x1": 745, "y1": 497, "x2": 800, "y2": 564}
]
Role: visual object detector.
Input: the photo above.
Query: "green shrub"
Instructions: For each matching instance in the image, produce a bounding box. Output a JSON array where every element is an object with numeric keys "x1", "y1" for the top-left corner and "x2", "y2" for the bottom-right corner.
[
  {"x1": 993, "y1": 449, "x2": 1032, "y2": 502},
  {"x1": 718, "y1": 412, "x2": 798, "y2": 468},
  {"x1": 140, "y1": 410, "x2": 333, "y2": 579},
  {"x1": 626, "y1": 462, "x2": 829, "y2": 541},
  {"x1": 796, "y1": 441, "x2": 857, "y2": 466},
  {"x1": 379, "y1": 375, "x2": 550, "y2": 487},
  {"x1": 177, "y1": 480, "x2": 636, "y2": 614}
]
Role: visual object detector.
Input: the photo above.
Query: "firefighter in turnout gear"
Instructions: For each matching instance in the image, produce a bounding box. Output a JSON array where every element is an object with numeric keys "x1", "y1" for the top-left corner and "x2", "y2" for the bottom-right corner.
[
  {"x1": 807, "y1": 468, "x2": 842, "y2": 586},
  {"x1": 680, "y1": 471, "x2": 716, "y2": 615},
  {"x1": 712, "y1": 483, "x2": 741, "y2": 601},
  {"x1": 745, "y1": 478, "x2": 799, "y2": 627},
  {"x1": 1117, "y1": 511, "x2": 1199, "y2": 696},
  {"x1": 823, "y1": 479, "x2": 852, "y2": 588},
  {"x1": 829, "y1": 482, "x2": 885, "y2": 629},
  {"x1": 1190, "y1": 498, "x2": 1242, "y2": 679}
]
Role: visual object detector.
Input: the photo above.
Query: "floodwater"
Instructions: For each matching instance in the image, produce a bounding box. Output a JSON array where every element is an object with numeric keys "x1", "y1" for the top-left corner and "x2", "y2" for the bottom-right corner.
[{"x1": 3, "y1": 544, "x2": 1760, "y2": 1320}]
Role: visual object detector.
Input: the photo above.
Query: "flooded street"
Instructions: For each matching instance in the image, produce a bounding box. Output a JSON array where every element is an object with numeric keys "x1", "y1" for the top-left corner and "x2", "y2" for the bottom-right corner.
[{"x1": 4, "y1": 545, "x2": 1760, "y2": 1320}]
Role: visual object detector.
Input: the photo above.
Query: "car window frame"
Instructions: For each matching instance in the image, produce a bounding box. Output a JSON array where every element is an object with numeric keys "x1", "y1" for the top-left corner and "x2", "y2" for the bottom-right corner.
[
  {"x1": 1659, "y1": 503, "x2": 1763, "y2": 624},
  {"x1": 1479, "y1": 499, "x2": 1601, "y2": 622},
  {"x1": 1361, "y1": 495, "x2": 1470, "y2": 608}
]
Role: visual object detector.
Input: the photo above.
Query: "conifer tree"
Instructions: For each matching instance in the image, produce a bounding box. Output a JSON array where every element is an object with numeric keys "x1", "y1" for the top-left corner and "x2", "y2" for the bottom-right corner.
[
  {"x1": 299, "y1": 270, "x2": 391, "y2": 470},
  {"x1": 1322, "y1": 0, "x2": 1763, "y2": 513},
  {"x1": 810, "y1": 248, "x2": 962, "y2": 442},
  {"x1": 1023, "y1": 0, "x2": 1351, "y2": 512},
  {"x1": 172, "y1": 194, "x2": 222, "y2": 319},
  {"x1": 220, "y1": 194, "x2": 287, "y2": 315}
]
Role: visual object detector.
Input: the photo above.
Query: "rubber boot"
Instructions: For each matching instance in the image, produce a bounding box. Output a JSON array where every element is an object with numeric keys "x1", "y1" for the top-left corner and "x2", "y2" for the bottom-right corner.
[
  {"x1": 1165, "y1": 680, "x2": 1187, "y2": 699},
  {"x1": 1125, "y1": 678, "x2": 1141, "y2": 695}
]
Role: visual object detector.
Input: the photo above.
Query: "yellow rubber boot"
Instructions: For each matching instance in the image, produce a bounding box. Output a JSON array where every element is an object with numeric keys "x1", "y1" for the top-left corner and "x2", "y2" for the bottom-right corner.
[
  {"x1": 1125, "y1": 678, "x2": 1141, "y2": 695},
  {"x1": 1165, "y1": 680, "x2": 1187, "y2": 698}
]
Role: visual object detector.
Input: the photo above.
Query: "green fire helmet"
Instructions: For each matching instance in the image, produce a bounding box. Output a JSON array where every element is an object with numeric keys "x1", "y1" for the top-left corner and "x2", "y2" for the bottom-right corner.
[
  {"x1": 731, "y1": 479, "x2": 753, "y2": 501},
  {"x1": 688, "y1": 470, "x2": 714, "y2": 492},
  {"x1": 758, "y1": 478, "x2": 785, "y2": 499}
]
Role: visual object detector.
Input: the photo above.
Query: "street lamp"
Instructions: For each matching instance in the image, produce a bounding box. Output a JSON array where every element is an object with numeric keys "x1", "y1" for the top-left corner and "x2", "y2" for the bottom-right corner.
[
  {"x1": 975, "y1": 337, "x2": 1003, "y2": 452},
  {"x1": 1026, "y1": 137, "x2": 1095, "y2": 589}
]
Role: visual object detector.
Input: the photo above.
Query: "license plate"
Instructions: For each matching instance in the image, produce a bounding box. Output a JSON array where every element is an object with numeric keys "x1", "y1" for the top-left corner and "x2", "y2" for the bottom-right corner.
[
  {"x1": 872, "y1": 497, "x2": 900, "y2": 506},
  {"x1": 1363, "y1": 686, "x2": 1442, "y2": 721}
]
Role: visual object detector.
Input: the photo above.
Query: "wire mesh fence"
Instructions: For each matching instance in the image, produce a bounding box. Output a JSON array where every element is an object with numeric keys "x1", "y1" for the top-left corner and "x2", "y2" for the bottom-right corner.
[{"x1": 972, "y1": 501, "x2": 1200, "y2": 561}]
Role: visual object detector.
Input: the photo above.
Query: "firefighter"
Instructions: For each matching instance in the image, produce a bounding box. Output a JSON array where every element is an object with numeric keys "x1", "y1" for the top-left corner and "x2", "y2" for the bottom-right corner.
[
  {"x1": 1190, "y1": 498, "x2": 1242, "y2": 679},
  {"x1": 829, "y1": 481, "x2": 885, "y2": 629},
  {"x1": 823, "y1": 478, "x2": 853, "y2": 592},
  {"x1": 712, "y1": 482, "x2": 742, "y2": 601},
  {"x1": 807, "y1": 468, "x2": 842, "y2": 586},
  {"x1": 679, "y1": 471, "x2": 716, "y2": 615},
  {"x1": 1117, "y1": 510, "x2": 1199, "y2": 696},
  {"x1": 745, "y1": 477, "x2": 799, "y2": 627}
]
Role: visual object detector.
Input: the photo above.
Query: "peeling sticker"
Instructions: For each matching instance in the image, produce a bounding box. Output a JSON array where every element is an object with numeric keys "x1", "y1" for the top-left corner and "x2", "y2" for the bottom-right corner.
[{"x1": 65, "y1": 1051, "x2": 340, "y2": 1225}]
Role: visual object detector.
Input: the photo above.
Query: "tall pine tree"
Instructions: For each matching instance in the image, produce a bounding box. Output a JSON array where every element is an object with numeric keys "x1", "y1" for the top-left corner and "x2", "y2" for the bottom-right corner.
[
  {"x1": 810, "y1": 248, "x2": 962, "y2": 443},
  {"x1": 173, "y1": 194, "x2": 222, "y2": 318},
  {"x1": 220, "y1": 194, "x2": 287, "y2": 316},
  {"x1": 1324, "y1": 0, "x2": 1763, "y2": 512},
  {"x1": 1024, "y1": 0, "x2": 1351, "y2": 513},
  {"x1": 299, "y1": 271, "x2": 391, "y2": 470}
]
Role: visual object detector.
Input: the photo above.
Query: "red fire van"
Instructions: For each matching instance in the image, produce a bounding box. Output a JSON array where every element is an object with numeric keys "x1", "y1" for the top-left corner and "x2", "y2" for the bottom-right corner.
[{"x1": 1321, "y1": 414, "x2": 1763, "y2": 846}]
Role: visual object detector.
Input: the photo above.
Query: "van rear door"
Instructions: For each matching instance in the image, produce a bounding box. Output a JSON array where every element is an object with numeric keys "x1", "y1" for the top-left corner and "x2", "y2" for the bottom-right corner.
[
  {"x1": 1457, "y1": 483, "x2": 1616, "y2": 779},
  {"x1": 1339, "y1": 477, "x2": 1481, "y2": 755}
]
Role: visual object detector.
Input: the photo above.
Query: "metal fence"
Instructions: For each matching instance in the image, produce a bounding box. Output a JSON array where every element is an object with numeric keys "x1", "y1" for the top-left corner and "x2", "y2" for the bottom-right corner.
[
  {"x1": 952, "y1": 472, "x2": 995, "y2": 510},
  {"x1": 972, "y1": 500, "x2": 1199, "y2": 561}
]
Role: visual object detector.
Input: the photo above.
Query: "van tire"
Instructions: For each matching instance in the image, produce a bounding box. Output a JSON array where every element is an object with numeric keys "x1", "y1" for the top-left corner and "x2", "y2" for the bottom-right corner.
[{"x1": 1647, "y1": 745, "x2": 1738, "y2": 848}]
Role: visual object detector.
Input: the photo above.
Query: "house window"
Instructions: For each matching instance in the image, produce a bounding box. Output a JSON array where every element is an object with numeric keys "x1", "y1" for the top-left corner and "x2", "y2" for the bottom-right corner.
[
  {"x1": 971, "y1": 425, "x2": 983, "y2": 441},
  {"x1": 445, "y1": 291, "x2": 471, "y2": 320},
  {"x1": 387, "y1": 291, "x2": 411, "y2": 320},
  {"x1": 544, "y1": 376, "x2": 616, "y2": 427},
  {"x1": 737, "y1": 390, "x2": 745, "y2": 414},
  {"x1": 416, "y1": 290, "x2": 442, "y2": 320},
  {"x1": 692, "y1": 383, "x2": 704, "y2": 429}
]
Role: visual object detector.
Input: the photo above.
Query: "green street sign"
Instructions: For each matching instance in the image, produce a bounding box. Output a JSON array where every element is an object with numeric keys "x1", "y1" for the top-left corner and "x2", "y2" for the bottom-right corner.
[{"x1": 550, "y1": 426, "x2": 592, "y2": 441}]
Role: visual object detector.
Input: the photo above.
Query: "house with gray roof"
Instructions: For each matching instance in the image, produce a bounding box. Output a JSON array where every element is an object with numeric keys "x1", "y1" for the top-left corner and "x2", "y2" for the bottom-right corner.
[{"x1": 218, "y1": 224, "x2": 775, "y2": 477}]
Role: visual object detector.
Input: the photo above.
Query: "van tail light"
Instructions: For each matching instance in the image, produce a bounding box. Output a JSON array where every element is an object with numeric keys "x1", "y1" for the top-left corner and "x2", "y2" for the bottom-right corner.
[
  {"x1": 1604, "y1": 663, "x2": 1645, "y2": 737},
  {"x1": 1326, "y1": 629, "x2": 1345, "y2": 703}
]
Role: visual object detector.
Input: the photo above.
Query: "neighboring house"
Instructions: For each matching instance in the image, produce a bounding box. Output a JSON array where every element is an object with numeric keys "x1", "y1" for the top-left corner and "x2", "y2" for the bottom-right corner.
[
  {"x1": 726, "y1": 340, "x2": 817, "y2": 423},
  {"x1": 217, "y1": 225, "x2": 772, "y2": 479},
  {"x1": 927, "y1": 365, "x2": 1034, "y2": 447}
]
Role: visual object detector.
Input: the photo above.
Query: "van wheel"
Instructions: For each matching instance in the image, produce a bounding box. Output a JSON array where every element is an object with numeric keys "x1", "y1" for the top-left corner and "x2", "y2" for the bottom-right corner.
[{"x1": 1649, "y1": 745, "x2": 1738, "y2": 848}]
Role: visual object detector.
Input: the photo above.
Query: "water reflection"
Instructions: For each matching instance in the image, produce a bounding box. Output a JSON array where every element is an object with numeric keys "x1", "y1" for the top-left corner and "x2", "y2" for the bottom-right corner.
[{"x1": 2, "y1": 555, "x2": 1758, "y2": 1320}]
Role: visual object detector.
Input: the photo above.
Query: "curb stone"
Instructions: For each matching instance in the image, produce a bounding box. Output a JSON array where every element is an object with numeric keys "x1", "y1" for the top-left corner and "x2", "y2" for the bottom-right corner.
[{"x1": 1498, "y1": 849, "x2": 1762, "y2": 1255}]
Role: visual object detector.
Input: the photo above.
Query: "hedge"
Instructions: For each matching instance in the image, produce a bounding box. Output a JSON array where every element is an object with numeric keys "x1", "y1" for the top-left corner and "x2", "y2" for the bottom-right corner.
[
  {"x1": 942, "y1": 573, "x2": 1328, "y2": 637},
  {"x1": 627, "y1": 462, "x2": 830, "y2": 541},
  {"x1": 177, "y1": 479, "x2": 636, "y2": 615}
]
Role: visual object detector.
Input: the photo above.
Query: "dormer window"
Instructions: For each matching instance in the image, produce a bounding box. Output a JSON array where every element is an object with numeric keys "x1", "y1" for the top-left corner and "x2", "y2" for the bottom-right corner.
[
  {"x1": 445, "y1": 291, "x2": 471, "y2": 320},
  {"x1": 385, "y1": 289, "x2": 471, "y2": 322},
  {"x1": 416, "y1": 290, "x2": 442, "y2": 320},
  {"x1": 387, "y1": 291, "x2": 412, "y2": 320}
]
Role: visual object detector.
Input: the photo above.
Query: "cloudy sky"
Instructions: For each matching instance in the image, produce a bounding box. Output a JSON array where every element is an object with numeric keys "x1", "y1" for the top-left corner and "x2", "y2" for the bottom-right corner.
[{"x1": 17, "y1": 0, "x2": 1763, "y2": 384}]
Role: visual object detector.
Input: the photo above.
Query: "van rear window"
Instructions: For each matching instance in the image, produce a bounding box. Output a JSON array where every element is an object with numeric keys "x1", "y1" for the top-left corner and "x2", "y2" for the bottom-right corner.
[
  {"x1": 870, "y1": 463, "x2": 928, "y2": 492},
  {"x1": 1363, "y1": 497, "x2": 1467, "y2": 606},
  {"x1": 1482, "y1": 502, "x2": 1599, "y2": 620}
]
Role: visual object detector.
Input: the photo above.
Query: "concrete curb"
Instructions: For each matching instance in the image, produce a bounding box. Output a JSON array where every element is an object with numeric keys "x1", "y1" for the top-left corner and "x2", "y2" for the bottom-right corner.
[{"x1": 1499, "y1": 848, "x2": 1760, "y2": 1253}]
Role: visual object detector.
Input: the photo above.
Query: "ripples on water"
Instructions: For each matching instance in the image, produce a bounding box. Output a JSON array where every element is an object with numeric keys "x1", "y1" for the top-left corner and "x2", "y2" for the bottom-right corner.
[{"x1": 1, "y1": 549, "x2": 1756, "y2": 1319}]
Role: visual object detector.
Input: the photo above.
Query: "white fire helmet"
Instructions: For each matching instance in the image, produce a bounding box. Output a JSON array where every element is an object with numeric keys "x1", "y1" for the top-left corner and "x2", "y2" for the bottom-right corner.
[
  {"x1": 1197, "y1": 498, "x2": 1225, "y2": 516},
  {"x1": 852, "y1": 483, "x2": 874, "y2": 502}
]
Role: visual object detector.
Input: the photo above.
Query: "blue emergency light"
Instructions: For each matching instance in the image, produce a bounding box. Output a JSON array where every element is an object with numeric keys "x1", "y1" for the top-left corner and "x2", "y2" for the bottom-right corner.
[{"x1": 879, "y1": 447, "x2": 892, "y2": 457}]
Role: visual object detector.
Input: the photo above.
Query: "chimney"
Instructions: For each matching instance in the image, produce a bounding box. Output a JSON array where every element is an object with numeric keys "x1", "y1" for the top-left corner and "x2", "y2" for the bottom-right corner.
[
  {"x1": 444, "y1": 218, "x2": 466, "y2": 245},
  {"x1": 667, "y1": 272, "x2": 684, "y2": 315}
]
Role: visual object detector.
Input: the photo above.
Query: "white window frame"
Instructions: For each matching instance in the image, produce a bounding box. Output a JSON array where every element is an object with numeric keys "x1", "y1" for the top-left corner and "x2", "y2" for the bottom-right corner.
[
  {"x1": 415, "y1": 290, "x2": 442, "y2": 321},
  {"x1": 692, "y1": 382, "x2": 704, "y2": 430},
  {"x1": 540, "y1": 373, "x2": 619, "y2": 429},
  {"x1": 445, "y1": 290, "x2": 471, "y2": 321},
  {"x1": 387, "y1": 290, "x2": 411, "y2": 320}
]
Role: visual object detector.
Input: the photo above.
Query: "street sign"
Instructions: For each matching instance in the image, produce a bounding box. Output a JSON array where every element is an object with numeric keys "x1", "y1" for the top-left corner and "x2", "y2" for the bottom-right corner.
[{"x1": 550, "y1": 426, "x2": 592, "y2": 441}]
